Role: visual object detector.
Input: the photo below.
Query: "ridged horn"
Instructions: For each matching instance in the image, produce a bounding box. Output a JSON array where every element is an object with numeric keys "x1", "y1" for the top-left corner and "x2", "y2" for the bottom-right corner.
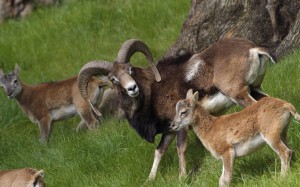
[
  {"x1": 77, "y1": 61, "x2": 113, "y2": 116},
  {"x1": 117, "y1": 39, "x2": 161, "y2": 82}
]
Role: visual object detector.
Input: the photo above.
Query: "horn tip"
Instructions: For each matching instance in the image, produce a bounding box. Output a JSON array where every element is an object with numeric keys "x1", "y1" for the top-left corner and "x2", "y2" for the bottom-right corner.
[{"x1": 88, "y1": 100, "x2": 102, "y2": 117}]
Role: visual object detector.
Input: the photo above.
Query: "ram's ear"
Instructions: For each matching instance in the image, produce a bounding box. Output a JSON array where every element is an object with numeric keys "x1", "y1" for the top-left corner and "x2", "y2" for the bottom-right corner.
[{"x1": 14, "y1": 64, "x2": 20, "y2": 76}]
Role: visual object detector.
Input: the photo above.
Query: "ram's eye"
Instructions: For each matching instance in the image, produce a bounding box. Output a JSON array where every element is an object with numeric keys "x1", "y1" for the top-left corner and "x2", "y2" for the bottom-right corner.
[{"x1": 128, "y1": 67, "x2": 133, "y2": 75}]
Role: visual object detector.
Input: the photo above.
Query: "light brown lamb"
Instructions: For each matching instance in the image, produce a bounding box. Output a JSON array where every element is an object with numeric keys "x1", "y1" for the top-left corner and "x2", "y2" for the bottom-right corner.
[
  {"x1": 0, "y1": 168, "x2": 45, "y2": 187},
  {"x1": 171, "y1": 89, "x2": 300, "y2": 187}
]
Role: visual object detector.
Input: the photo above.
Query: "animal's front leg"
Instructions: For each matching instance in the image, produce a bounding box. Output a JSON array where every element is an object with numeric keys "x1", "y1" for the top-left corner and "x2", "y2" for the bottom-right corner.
[
  {"x1": 177, "y1": 128, "x2": 188, "y2": 179},
  {"x1": 38, "y1": 116, "x2": 52, "y2": 143},
  {"x1": 148, "y1": 132, "x2": 175, "y2": 180},
  {"x1": 219, "y1": 149, "x2": 235, "y2": 187}
]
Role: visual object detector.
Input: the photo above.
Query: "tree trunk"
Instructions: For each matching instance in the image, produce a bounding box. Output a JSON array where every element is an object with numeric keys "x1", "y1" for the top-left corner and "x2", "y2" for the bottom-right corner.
[{"x1": 164, "y1": 0, "x2": 300, "y2": 59}]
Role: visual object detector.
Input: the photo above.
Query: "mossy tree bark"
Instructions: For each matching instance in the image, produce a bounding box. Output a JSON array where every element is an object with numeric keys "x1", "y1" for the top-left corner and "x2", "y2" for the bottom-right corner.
[{"x1": 164, "y1": 0, "x2": 300, "y2": 59}]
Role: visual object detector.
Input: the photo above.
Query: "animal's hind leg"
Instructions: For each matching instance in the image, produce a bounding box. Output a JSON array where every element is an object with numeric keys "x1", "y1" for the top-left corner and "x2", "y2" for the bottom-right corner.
[
  {"x1": 264, "y1": 135, "x2": 292, "y2": 176},
  {"x1": 177, "y1": 128, "x2": 188, "y2": 179},
  {"x1": 218, "y1": 84, "x2": 256, "y2": 107},
  {"x1": 148, "y1": 132, "x2": 176, "y2": 180},
  {"x1": 250, "y1": 87, "x2": 269, "y2": 101},
  {"x1": 235, "y1": 86, "x2": 257, "y2": 107},
  {"x1": 75, "y1": 120, "x2": 87, "y2": 132},
  {"x1": 75, "y1": 102, "x2": 99, "y2": 130}
]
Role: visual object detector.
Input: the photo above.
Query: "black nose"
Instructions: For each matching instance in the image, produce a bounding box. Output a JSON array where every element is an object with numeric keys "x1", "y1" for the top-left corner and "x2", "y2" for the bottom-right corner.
[
  {"x1": 7, "y1": 90, "x2": 13, "y2": 97},
  {"x1": 128, "y1": 84, "x2": 137, "y2": 91}
]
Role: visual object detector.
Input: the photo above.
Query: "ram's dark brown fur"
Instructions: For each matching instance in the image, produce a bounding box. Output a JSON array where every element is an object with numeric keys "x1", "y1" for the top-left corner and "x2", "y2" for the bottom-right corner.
[{"x1": 77, "y1": 38, "x2": 275, "y2": 180}]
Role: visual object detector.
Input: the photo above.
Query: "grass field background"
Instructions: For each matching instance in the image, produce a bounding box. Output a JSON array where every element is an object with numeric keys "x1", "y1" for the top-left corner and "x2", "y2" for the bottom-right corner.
[{"x1": 1, "y1": 0, "x2": 300, "y2": 186}]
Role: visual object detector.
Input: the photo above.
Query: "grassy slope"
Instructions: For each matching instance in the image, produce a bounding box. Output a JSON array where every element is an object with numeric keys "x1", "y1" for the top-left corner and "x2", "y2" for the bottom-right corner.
[{"x1": 0, "y1": 0, "x2": 300, "y2": 186}]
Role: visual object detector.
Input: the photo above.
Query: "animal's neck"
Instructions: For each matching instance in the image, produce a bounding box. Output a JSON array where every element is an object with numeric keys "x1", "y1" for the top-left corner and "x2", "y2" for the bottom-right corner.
[
  {"x1": 14, "y1": 81, "x2": 29, "y2": 103},
  {"x1": 192, "y1": 105, "x2": 214, "y2": 135}
]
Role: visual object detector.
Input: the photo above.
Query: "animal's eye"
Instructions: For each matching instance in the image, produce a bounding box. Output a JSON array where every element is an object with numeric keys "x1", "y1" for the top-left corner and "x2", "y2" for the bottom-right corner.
[
  {"x1": 13, "y1": 79, "x2": 18, "y2": 87},
  {"x1": 180, "y1": 110, "x2": 187, "y2": 116},
  {"x1": 110, "y1": 76, "x2": 120, "y2": 85},
  {"x1": 128, "y1": 67, "x2": 134, "y2": 75}
]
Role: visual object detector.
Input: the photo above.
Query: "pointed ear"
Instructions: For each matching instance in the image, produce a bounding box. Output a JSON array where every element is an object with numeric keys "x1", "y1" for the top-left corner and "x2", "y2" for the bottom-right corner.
[
  {"x1": 14, "y1": 64, "x2": 19, "y2": 75},
  {"x1": 34, "y1": 169, "x2": 44, "y2": 178},
  {"x1": 193, "y1": 91, "x2": 199, "y2": 102},
  {"x1": 190, "y1": 91, "x2": 199, "y2": 108},
  {"x1": 186, "y1": 89, "x2": 193, "y2": 99}
]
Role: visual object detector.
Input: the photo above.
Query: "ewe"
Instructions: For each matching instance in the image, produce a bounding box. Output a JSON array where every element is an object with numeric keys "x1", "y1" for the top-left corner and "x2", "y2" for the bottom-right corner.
[{"x1": 0, "y1": 64, "x2": 111, "y2": 142}]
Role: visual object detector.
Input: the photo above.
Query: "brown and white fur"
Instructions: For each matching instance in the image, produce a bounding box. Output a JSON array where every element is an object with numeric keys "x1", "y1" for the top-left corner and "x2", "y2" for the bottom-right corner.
[
  {"x1": 77, "y1": 38, "x2": 276, "y2": 180},
  {"x1": 171, "y1": 89, "x2": 300, "y2": 187},
  {"x1": 0, "y1": 168, "x2": 45, "y2": 187},
  {"x1": 99, "y1": 88, "x2": 125, "y2": 119},
  {"x1": 0, "y1": 64, "x2": 111, "y2": 143}
]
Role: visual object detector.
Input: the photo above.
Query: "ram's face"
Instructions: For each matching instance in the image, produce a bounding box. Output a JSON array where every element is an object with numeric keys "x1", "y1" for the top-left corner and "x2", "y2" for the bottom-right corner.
[{"x1": 109, "y1": 63, "x2": 139, "y2": 97}]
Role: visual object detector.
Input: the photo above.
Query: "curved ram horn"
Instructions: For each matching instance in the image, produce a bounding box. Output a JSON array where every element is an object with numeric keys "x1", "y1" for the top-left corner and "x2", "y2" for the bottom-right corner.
[
  {"x1": 117, "y1": 39, "x2": 161, "y2": 82},
  {"x1": 77, "y1": 61, "x2": 113, "y2": 116}
]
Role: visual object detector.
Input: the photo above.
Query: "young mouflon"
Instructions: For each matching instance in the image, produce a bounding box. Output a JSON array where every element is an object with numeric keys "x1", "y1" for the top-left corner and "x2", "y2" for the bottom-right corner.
[
  {"x1": 0, "y1": 64, "x2": 111, "y2": 143},
  {"x1": 0, "y1": 168, "x2": 45, "y2": 187},
  {"x1": 171, "y1": 89, "x2": 300, "y2": 187}
]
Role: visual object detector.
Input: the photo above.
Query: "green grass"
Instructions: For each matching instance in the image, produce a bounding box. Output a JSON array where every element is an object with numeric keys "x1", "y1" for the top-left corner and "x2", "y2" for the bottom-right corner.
[{"x1": 1, "y1": 0, "x2": 300, "y2": 186}]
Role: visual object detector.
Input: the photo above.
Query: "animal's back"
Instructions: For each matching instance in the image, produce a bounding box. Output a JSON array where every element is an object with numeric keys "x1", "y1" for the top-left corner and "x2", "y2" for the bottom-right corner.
[{"x1": 0, "y1": 168, "x2": 45, "y2": 187}]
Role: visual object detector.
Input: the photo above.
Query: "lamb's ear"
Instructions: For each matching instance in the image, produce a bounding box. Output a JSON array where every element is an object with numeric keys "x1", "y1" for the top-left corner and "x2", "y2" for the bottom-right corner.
[
  {"x1": 186, "y1": 89, "x2": 193, "y2": 99},
  {"x1": 13, "y1": 64, "x2": 19, "y2": 76},
  {"x1": 191, "y1": 91, "x2": 199, "y2": 108},
  {"x1": 193, "y1": 91, "x2": 199, "y2": 102},
  {"x1": 34, "y1": 169, "x2": 44, "y2": 178}
]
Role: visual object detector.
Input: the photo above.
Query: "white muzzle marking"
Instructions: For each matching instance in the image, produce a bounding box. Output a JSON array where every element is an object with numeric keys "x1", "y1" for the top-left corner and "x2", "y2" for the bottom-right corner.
[{"x1": 125, "y1": 81, "x2": 139, "y2": 97}]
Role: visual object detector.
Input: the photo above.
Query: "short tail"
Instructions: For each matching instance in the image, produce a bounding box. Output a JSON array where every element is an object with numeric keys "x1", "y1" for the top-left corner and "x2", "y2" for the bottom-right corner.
[
  {"x1": 256, "y1": 47, "x2": 276, "y2": 64},
  {"x1": 293, "y1": 112, "x2": 300, "y2": 122},
  {"x1": 285, "y1": 103, "x2": 300, "y2": 122}
]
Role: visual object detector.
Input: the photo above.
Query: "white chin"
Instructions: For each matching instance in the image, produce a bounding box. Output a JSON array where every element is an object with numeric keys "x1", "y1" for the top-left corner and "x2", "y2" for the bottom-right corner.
[
  {"x1": 172, "y1": 126, "x2": 180, "y2": 131},
  {"x1": 128, "y1": 91, "x2": 139, "y2": 97}
]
